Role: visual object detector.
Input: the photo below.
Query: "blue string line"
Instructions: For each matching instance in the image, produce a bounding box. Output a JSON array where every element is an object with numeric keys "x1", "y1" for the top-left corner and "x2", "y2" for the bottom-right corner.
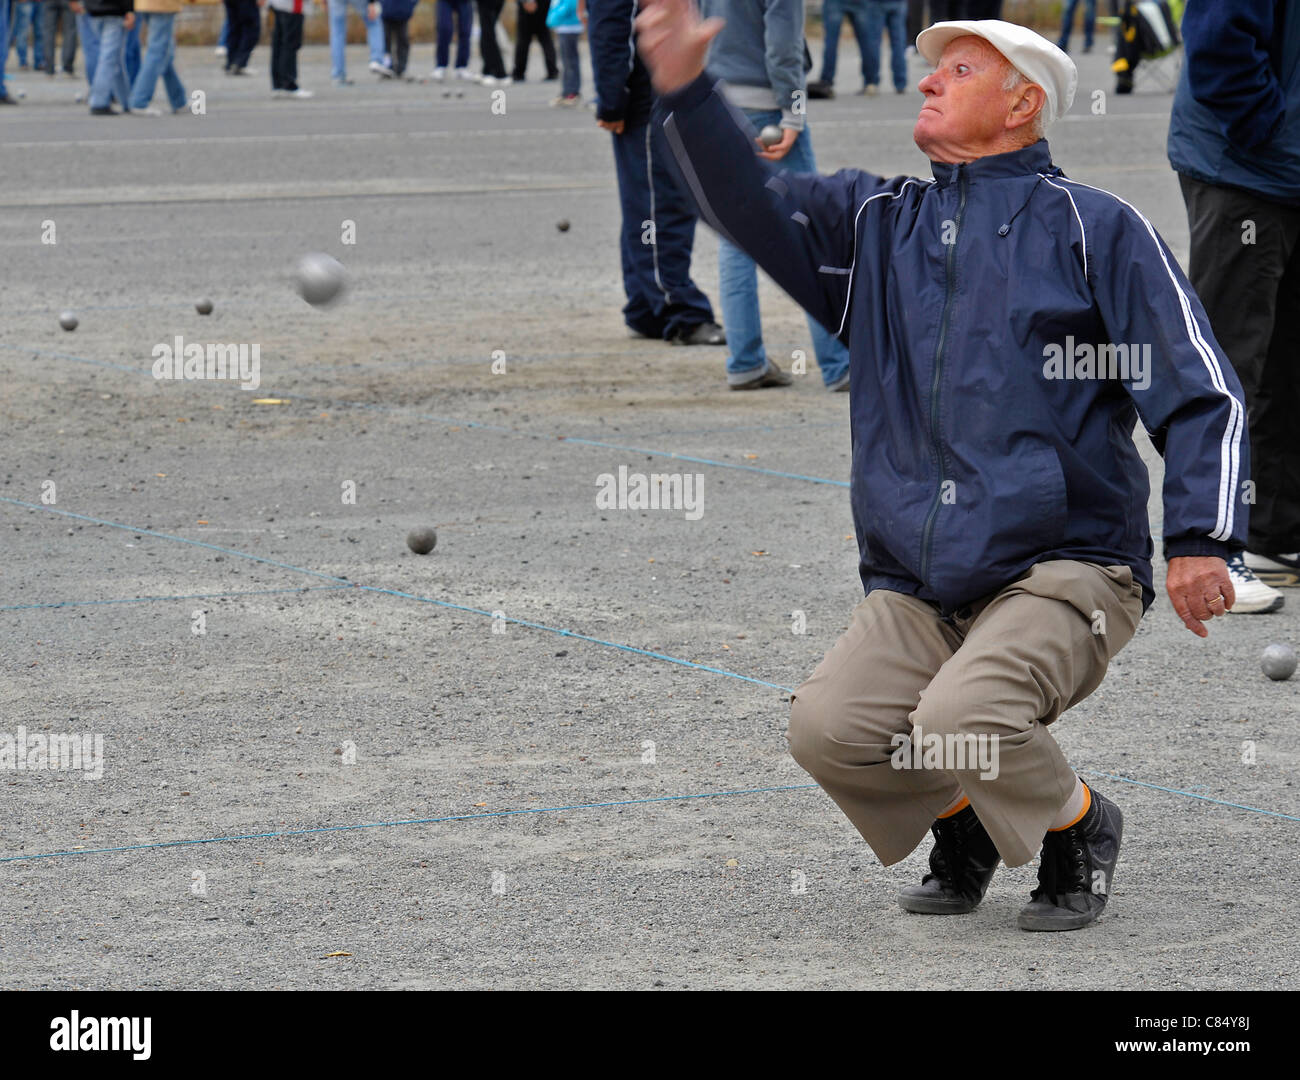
[
  {"x1": 1080, "y1": 770, "x2": 1300, "y2": 822},
  {"x1": 0, "y1": 497, "x2": 791, "y2": 691},
  {"x1": 0, "y1": 784, "x2": 820, "y2": 863},
  {"x1": 0, "y1": 585, "x2": 352, "y2": 612}
]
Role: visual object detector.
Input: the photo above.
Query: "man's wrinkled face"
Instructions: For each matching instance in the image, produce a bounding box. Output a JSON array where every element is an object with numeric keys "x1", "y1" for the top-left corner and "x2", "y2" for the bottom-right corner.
[{"x1": 913, "y1": 36, "x2": 1020, "y2": 160}]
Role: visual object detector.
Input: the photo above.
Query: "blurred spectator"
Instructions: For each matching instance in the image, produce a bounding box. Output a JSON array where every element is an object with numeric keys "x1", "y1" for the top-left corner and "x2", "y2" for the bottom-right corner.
[
  {"x1": 268, "y1": 0, "x2": 311, "y2": 95},
  {"x1": 863, "y1": 0, "x2": 907, "y2": 94},
  {"x1": 546, "y1": 0, "x2": 582, "y2": 104},
  {"x1": 378, "y1": 0, "x2": 417, "y2": 78},
  {"x1": 129, "y1": 0, "x2": 186, "y2": 111},
  {"x1": 85, "y1": 0, "x2": 133, "y2": 113},
  {"x1": 511, "y1": 0, "x2": 556, "y2": 81},
  {"x1": 813, "y1": 0, "x2": 870, "y2": 96},
  {"x1": 8, "y1": 0, "x2": 47, "y2": 70},
  {"x1": 475, "y1": 0, "x2": 507, "y2": 83},
  {"x1": 42, "y1": 0, "x2": 80, "y2": 75},
  {"x1": 433, "y1": 0, "x2": 473, "y2": 80},
  {"x1": 1057, "y1": 0, "x2": 1096, "y2": 52},
  {"x1": 1169, "y1": 0, "x2": 1300, "y2": 599},
  {"x1": 328, "y1": 0, "x2": 389, "y2": 84},
  {"x1": 223, "y1": 0, "x2": 264, "y2": 75},
  {"x1": 588, "y1": 0, "x2": 724, "y2": 344},
  {"x1": 700, "y1": 0, "x2": 849, "y2": 388}
]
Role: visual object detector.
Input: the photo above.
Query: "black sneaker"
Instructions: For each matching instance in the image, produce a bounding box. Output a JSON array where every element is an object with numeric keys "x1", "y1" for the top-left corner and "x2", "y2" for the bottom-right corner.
[
  {"x1": 89, "y1": 104, "x2": 119, "y2": 115},
  {"x1": 670, "y1": 320, "x2": 726, "y2": 346},
  {"x1": 1018, "y1": 786, "x2": 1122, "y2": 931},
  {"x1": 897, "y1": 804, "x2": 1001, "y2": 914},
  {"x1": 0, "y1": 93, "x2": 20, "y2": 106},
  {"x1": 807, "y1": 79, "x2": 834, "y2": 99}
]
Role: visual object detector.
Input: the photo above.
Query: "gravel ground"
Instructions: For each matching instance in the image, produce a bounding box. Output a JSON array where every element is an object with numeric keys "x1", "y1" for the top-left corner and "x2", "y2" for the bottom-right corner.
[{"x1": 0, "y1": 42, "x2": 1296, "y2": 991}]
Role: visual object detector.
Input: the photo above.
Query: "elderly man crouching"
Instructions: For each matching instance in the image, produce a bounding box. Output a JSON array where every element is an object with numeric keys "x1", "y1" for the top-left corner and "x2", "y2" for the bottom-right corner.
[{"x1": 636, "y1": 6, "x2": 1249, "y2": 930}]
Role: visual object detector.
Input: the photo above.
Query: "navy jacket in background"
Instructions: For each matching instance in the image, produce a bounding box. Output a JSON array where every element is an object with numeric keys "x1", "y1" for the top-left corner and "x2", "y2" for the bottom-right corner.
[
  {"x1": 1168, "y1": 0, "x2": 1300, "y2": 205},
  {"x1": 589, "y1": 0, "x2": 655, "y2": 126},
  {"x1": 660, "y1": 74, "x2": 1249, "y2": 613}
]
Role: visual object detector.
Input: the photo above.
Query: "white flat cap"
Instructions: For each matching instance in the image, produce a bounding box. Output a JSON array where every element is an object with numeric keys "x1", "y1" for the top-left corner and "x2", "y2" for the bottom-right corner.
[{"x1": 916, "y1": 19, "x2": 1078, "y2": 124}]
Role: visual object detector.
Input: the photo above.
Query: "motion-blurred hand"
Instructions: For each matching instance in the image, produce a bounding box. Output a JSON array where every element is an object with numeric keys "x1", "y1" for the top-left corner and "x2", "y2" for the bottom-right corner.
[{"x1": 635, "y1": 0, "x2": 724, "y2": 95}]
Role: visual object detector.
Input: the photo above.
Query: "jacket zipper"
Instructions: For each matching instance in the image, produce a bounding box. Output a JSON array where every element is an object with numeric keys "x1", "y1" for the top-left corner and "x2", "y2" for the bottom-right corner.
[{"x1": 919, "y1": 168, "x2": 967, "y2": 585}]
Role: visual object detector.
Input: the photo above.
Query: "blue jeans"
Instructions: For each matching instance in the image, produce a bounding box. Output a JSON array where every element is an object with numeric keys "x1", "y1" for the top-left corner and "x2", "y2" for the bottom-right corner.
[
  {"x1": 88, "y1": 15, "x2": 129, "y2": 109},
  {"x1": 0, "y1": 0, "x2": 8, "y2": 95},
  {"x1": 557, "y1": 29, "x2": 579, "y2": 96},
  {"x1": 863, "y1": 0, "x2": 907, "y2": 92},
  {"x1": 218, "y1": 16, "x2": 229, "y2": 48},
  {"x1": 819, "y1": 0, "x2": 870, "y2": 87},
  {"x1": 328, "y1": 0, "x2": 384, "y2": 78},
  {"x1": 130, "y1": 11, "x2": 186, "y2": 110},
  {"x1": 719, "y1": 109, "x2": 850, "y2": 387},
  {"x1": 77, "y1": 11, "x2": 97, "y2": 84},
  {"x1": 1057, "y1": 0, "x2": 1097, "y2": 51},
  {"x1": 8, "y1": 0, "x2": 46, "y2": 68}
]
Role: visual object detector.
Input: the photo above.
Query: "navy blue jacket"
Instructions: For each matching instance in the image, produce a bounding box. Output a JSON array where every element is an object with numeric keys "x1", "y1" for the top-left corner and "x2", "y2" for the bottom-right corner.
[
  {"x1": 589, "y1": 0, "x2": 654, "y2": 126},
  {"x1": 660, "y1": 75, "x2": 1249, "y2": 613},
  {"x1": 1168, "y1": 0, "x2": 1300, "y2": 205},
  {"x1": 380, "y1": 0, "x2": 420, "y2": 20}
]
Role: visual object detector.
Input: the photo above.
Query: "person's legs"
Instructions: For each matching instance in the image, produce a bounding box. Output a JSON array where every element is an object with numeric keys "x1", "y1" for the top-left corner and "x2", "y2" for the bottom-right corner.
[
  {"x1": 123, "y1": 17, "x2": 139, "y2": 82},
  {"x1": 718, "y1": 240, "x2": 766, "y2": 380},
  {"x1": 160, "y1": 42, "x2": 187, "y2": 110},
  {"x1": 453, "y1": 0, "x2": 472, "y2": 71},
  {"x1": 788, "y1": 589, "x2": 966, "y2": 867},
  {"x1": 270, "y1": 7, "x2": 287, "y2": 88},
  {"x1": 1082, "y1": 0, "x2": 1097, "y2": 50},
  {"x1": 77, "y1": 11, "x2": 98, "y2": 85},
  {"x1": 230, "y1": 0, "x2": 260, "y2": 71},
  {"x1": 885, "y1": 1, "x2": 907, "y2": 91},
  {"x1": 358, "y1": 0, "x2": 385, "y2": 64},
  {"x1": 41, "y1": 0, "x2": 57, "y2": 73},
  {"x1": 435, "y1": 0, "x2": 452, "y2": 69},
  {"x1": 10, "y1": 2, "x2": 30, "y2": 68},
  {"x1": 1179, "y1": 173, "x2": 1300, "y2": 555},
  {"x1": 907, "y1": 561, "x2": 1142, "y2": 867},
  {"x1": 476, "y1": 0, "x2": 504, "y2": 77},
  {"x1": 559, "y1": 30, "x2": 578, "y2": 96},
  {"x1": 285, "y1": 10, "x2": 302, "y2": 88},
  {"x1": 820, "y1": 0, "x2": 843, "y2": 85},
  {"x1": 510, "y1": 0, "x2": 531, "y2": 80},
  {"x1": 0, "y1": 0, "x2": 8, "y2": 99},
  {"x1": 327, "y1": 0, "x2": 346, "y2": 78},
  {"x1": 128, "y1": 11, "x2": 170, "y2": 108},
  {"x1": 87, "y1": 14, "x2": 125, "y2": 108},
  {"x1": 536, "y1": 0, "x2": 557, "y2": 78},
  {"x1": 790, "y1": 561, "x2": 1143, "y2": 870},
  {"x1": 610, "y1": 125, "x2": 664, "y2": 338},
  {"x1": 861, "y1": 0, "x2": 884, "y2": 90},
  {"x1": 1057, "y1": 0, "x2": 1080, "y2": 48}
]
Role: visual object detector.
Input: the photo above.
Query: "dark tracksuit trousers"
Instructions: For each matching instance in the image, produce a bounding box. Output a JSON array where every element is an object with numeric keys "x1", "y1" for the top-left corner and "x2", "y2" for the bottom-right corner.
[
  {"x1": 270, "y1": 8, "x2": 303, "y2": 90},
  {"x1": 609, "y1": 121, "x2": 715, "y2": 340},
  {"x1": 383, "y1": 16, "x2": 410, "y2": 75},
  {"x1": 1180, "y1": 174, "x2": 1300, "y2": 555},
  {"x1": 511, "y1": 0, "x2": 556, "y2": 80},
  {"x1": 223, "y1": 0, "x2": 260, "y2": 71}
]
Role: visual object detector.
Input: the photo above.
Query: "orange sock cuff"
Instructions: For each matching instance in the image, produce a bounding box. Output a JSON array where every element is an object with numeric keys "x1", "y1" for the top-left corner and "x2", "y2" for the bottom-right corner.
[
  {"x1": 937, "y1": 796, "x2": 970, "y2": 819},
  {"x1": 1049, "y1": 782, "x2": 1091, "y2": 831}
]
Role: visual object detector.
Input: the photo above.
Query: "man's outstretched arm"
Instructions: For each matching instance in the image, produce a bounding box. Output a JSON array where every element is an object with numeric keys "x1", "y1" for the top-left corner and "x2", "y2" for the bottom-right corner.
[{"x1": 637, "y1": 0, "x2": 888, "y2": 336}]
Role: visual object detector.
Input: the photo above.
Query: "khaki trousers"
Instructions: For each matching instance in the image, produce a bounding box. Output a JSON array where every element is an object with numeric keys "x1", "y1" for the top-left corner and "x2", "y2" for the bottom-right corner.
[{"x1": 788, "y1": 561, "x2": 1144, "y2": 867}]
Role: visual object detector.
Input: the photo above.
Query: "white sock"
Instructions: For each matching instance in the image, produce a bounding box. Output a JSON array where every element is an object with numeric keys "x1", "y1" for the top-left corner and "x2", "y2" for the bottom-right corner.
[{"x1": 1049, "y1": 776, "x2": 1087, "y2": 830}]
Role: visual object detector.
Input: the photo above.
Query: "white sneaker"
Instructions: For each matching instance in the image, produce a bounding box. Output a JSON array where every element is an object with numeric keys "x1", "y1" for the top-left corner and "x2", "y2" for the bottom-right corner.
[
  {"x1": 1246, "y1": 550, "x2": 1300, "y2": 587},
  {"x1": 214, "y1": 45, "x2": 227, "y2": 57},
  {"x1": 370, "y1": 60, "x2": 395, "y2": 78},
  {"x1": 455, "y1": 67, "x2": 475, "y2": 81},
  {"x1": 430, "y1": 67, "x2": 446, "y2": 81},
  {"x1": 480, "y1": 74, "x2": 503, "y2": 86},
  {"x1": 1226, "y1": 553, "x2": 1284, "y2": 613},
  {"x1": 289, "y1": 88, "x2": 314, "y2": 98},
  {"x1": 128, "y1": 106, "x2": 163, "y2": 116}
]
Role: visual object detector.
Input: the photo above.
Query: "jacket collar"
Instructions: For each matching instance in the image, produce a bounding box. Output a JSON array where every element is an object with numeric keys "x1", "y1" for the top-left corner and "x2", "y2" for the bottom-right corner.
[{"x1": 929, "y1": 139, "x2": 1056, "y2": 187}]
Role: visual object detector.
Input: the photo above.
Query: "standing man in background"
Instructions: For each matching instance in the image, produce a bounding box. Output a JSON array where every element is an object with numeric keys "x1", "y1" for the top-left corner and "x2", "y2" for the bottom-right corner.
[
  {"x1": 1169, "y1": 0, "x2": 1300, "y2": 604},
  {"x1": 589, "y1": 0, "x2": 726, "y2": 345},
  {"x1": 701, "y1": 0, "x2": 850, "y2": 388}
]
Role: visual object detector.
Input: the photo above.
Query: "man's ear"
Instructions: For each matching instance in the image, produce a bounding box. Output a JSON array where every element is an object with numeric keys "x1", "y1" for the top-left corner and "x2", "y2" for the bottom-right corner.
[{"x1": 1007, "y1": 82, "x2": 1045, "y2": 131}]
